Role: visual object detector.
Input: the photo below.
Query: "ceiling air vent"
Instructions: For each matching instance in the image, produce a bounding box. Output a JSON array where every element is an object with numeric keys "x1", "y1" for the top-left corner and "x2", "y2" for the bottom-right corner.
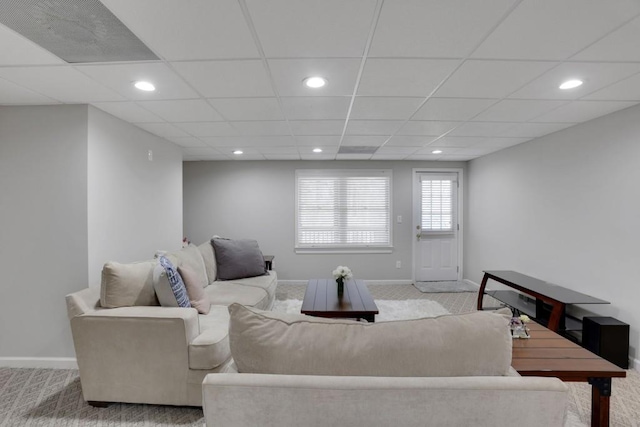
[
  {"x1": 338, "y1": 146, "x2": 380, "y2": 154},
  {"x1": 0, "y1": 0, "x2": 159, "y2": 63}
]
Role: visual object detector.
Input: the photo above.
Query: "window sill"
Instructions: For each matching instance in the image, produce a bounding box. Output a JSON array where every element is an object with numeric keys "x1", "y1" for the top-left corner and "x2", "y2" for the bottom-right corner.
[{"x1": 295, "y1": 247, "x2": 393, "y2": 254}]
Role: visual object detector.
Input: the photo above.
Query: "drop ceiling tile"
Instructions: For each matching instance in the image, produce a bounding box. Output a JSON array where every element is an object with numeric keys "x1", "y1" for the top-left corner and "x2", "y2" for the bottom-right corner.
[
  {"x1": 100, "y1": 0, "x2": 259, "y2": 60},
  {"x1": 435, "y1": 60, "x2": 556, "y2": 98},
  {"x1": 583, "y1": 72, "x2": 640, "y2": 101},
  {"x1": 77, "y1": 63, "x2": 198, "y2": 100},
  {"x1": 256, "y1": 146, "x2": 300, "y2": 155},
  {"x1": 573, "y1": 15, "x2": 640, "y2": 61},
  {"x1": 350, "y1": 97, "x2": 424, "y2": 120},
  {"x1": 358, "y1": 59, "x2": 459, "y2": 96},
  {"x1": 295, "y1": 136, "x2": 341, "y2": 146},
  {"x1": 499, "y1": 122, "x2": 575, "y2": 138},
  {"x1": 136, "y1": 123, "x2": 190, "y2": 138},
  {"x1": 450, "y1": 146, "x2": 504, "y2": 156},
  {"x1": 280, "y1": 97, "x2": 350, "y2": 120},
  {"x1": 345, "y1": 120, "x2": 404, "y2": 135},
  {"x1": 92, "y1": 102, "x2": 163, "y2": 123},
  {"x1": 473, "y1": 137, "x2": 531, "y2": 148},
  {"x1": 138, "y1": 100, "x2": 223, "y2": 122},
  {"x1": 165, "y1": 137, "x2": 208, "y2": 147},
  {"x1": 510, "y1": 62, "x2": 640, "y2": 100},
  {"x1": 405, "y1": 153, "x2": 443, "y2": 161},
  {"x1": 0, "y1": 66, "x2": 123, "y2": 102},
  {"x1": 341, "y1": 136, "x2": 388, "y2": 146},
  {"x1": 0, "y1": 78, "x2": 58, "y2": 104},
  {"x1": 370, "y1": 154, "x2": 409, "y2": 160},
  {"x1": 264, "y1": 154, "x2": 301, "y2": 160},
  {"x1": 246, "y1": 0, "x2": 376, "y2": 57},
  {"x1": 427, "y1": 137, "x2": 483, "y2": 148},
  {"x1": 231, "y1": 121, "x2": 291, "y2": 136},
  {"x1": 472, "y1": 0, "x2": 640, "y2": 60},
  {"x1": 289, "y1": 120, "x2": 345, "y2": 135},
  {"x1": 472, "y1": 100, "x2": 568, "y2": 122},
  {"x1": 301, "y1": 146, "x2": 339, "y2": 155},
  {"x1": 268, "y1": 59, "x2": 361, "y2": 97},
  {"x1": 370, "y1": 0, "x2": 516, "y2": 57},
  {"x1": 208, "y1": 98, "x2": 284, "y2": 121},
  {"x1": 0, "y1": 24, "x2": 65, "y2": 65},
  {"x1": 398, "y1": 121, "x2": 461, "y2": 136},
  {"x1": 336, "y1": 153, "x2": 373, "y2": 160},
  {"x1": 448, "y1": 122, "x2": 516, "y2": 137},
  {"x1": 183, "y1": 147, "x2": 229, "y2": 157},
  {"x1": 231, "y1": 154, "x2": 267, "y2": 160},
  {"x1": 300, "y1": 153, "x2": 335, "y2": 160},
  {"x1": 375, "y1": 146, "x2": 419, "y2": 155},
  {"x1": 437, "y1": 154, "x2": 476, "y2": 161},
  {"x1": 175, "y1": 122, "x2": 239, "y2": 137},
  {"x1": 172, "y1": 60, "x2": 274, "y2": 97},
  {"x1": 412, "y1": 98, "x2": 497, "y2": 121},
  {"x1": 531, "y1": 100, "x2": 636, "y2": 123},
  {"x1": 385, "y1": 136, "x2": 436, "y2": 147},
  {"x1": 414, "y1": 145, "x2": 460, "y2": 155},
  {"x1": 201, "y1": 136, "x2": 295, "y2": 147}
]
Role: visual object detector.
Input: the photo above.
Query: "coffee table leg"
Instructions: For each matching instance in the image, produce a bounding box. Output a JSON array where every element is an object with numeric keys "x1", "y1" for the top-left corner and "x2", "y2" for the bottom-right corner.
[
  {"x1": 363, "y1": 314, "x2": 375, "y2": 323},
  {"x1": 588, "y1": 377, "x2": 611, "y2": 427}
]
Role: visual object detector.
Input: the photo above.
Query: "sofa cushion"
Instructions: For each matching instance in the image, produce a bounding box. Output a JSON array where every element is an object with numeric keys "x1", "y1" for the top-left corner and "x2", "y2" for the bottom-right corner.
[
  {"x1": 225, "y1": 271, "x2": 278, "y2": 302},
  {"x1": 205, "y1": 282, "x2": 271, "y2": 310},
  {"x1": 179, "y1": 265, "x2": 211, "y2": 314},
  {"x1": 153, "y1": 257, "x2": 191, "y2": 308},
  {"x1": 100, "y1": 261, "x2": 159, "y2": 308},
  {"x1": 166, "y1": 244, "x2": 208, "y2": 289},
  {"x1": 189, "y1": 305, "x2": 231, "y2": 369},
  {"x1": 212, "y1": 238, "x2": 266, "y2": 280},
  {"x1": 228, "y1": 304, "x2": 512, "y2": 377},
  {"x1": 198, "y1": 241, "x2": 217, "y2": 286}
]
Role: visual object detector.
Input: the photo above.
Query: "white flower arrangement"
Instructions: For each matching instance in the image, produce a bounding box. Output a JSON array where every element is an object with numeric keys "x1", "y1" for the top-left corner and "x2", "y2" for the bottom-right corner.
[{"x1": 332, "y1": 266, "x2": 353, "y2": 281}]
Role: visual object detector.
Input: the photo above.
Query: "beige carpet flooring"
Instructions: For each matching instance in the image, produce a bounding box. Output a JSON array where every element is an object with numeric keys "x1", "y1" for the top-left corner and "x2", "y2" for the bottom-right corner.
[{"x1": 1, "y1": 284, "x2": 637, "y2": 426}]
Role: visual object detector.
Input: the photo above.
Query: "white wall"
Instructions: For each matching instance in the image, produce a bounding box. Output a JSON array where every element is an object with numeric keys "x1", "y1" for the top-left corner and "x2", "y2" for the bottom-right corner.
[
  {"x1": 87, "y1": 107, "x2": 183, "y2": 286},
  {"x1": 465, "y1": 104, "x2": 640, "y2": 366},
  {"x1": 183, "y1": 160, "x2": 465, "y2": 281},
  {"x1": 0, "y1": 105, "x2": 88, "y2": 361}
]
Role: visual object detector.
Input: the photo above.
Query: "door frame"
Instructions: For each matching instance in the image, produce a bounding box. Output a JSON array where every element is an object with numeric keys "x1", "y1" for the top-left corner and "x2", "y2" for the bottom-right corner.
[{"x1": 411, "y1": 167, "x2": 464, "y2": 282}]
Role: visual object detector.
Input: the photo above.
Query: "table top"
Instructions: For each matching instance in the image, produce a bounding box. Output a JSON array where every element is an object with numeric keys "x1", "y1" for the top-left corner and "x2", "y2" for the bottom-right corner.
[
  {"x1": 484, "y1": 270, "x2": 609, "y2": 305},
  {"x1": 301, "y1": 278, "x2": 378, "y2": 318},
  {"x1": 511, "y1": 322, "x2": 626, "y2": 381}
]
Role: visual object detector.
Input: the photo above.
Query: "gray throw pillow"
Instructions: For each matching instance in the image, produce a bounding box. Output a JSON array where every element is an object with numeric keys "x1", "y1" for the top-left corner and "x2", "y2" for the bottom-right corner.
[{"x1": 212, "y1": 238, "x2": 267, "y2": 280}]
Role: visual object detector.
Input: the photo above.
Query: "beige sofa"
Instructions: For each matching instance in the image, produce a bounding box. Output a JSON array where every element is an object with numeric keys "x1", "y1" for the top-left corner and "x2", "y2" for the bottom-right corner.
[
  {"x1": 66, "y1": 240, "x2": 277, "y2": 407},
  {"x1": 202, "y1": 305, "x2": 569, "y2": 427}
]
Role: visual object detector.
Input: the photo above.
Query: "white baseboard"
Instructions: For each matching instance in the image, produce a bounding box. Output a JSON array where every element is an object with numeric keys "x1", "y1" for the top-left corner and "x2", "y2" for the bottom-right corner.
[
  {"x1": 631, "y1": 358, "x2": 639, "y2": 370},
  {"x1": 0, "y1": 357, "x2": 78, "y2": 369},
  {"x1": 278, "y1": 279, "x2": 413, "y2": 286},
  {"x1": 462, "y1": 279, "x2": 480, "y2": 289}
]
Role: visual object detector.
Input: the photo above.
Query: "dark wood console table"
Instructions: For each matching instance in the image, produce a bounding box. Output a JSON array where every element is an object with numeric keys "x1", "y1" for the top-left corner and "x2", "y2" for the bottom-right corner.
[{"x1": 477, "y1": 270, "x2": 609, "y2": 333}]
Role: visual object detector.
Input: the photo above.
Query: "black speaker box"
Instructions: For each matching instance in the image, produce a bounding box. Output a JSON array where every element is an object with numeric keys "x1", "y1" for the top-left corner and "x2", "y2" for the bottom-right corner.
[{"x1": 582, "y1": 316, "x2": 629, "y2": 369}]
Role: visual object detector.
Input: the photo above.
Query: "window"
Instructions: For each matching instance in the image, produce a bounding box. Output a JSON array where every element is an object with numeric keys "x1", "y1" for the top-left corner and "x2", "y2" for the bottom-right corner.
[
  {"x1": 420, "y1": 175, "x2": 454, "y2": 233},
  {"x1": 296, "y1": 169, "x2": 392, "y2": 251}
]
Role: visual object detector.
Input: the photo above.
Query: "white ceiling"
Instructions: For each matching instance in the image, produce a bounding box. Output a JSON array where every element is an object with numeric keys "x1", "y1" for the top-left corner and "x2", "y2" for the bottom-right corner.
[{"x1": 1, "y1": 0, "x2": 640, "y2": 161}]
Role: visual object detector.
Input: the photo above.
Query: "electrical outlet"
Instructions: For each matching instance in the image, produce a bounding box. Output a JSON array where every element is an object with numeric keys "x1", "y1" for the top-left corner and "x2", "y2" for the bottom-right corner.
[
  {"x1": 397, "y1": 215, "x2": 402, "y2": 223},
  {"x1": 396, "y1": 261, "x2": 401, "y2": 269}
]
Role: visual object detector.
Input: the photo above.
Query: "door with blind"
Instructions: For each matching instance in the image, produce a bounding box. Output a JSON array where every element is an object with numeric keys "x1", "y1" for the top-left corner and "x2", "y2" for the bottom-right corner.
[{"x1": 414, "y1": 172, "x2": 459, "y2": 281}]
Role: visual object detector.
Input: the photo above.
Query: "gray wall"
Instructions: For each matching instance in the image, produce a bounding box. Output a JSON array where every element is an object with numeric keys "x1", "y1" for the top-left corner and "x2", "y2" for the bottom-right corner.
[
  {"x1": 465, "y1": 104, "x2": 640, "y2": 366},
  {"x1": 0, "y1": 105, "x2": 184, "y2": 364},
  {"x1": 183, "y1": 160, "x2": 465, "y2": 281},
  {"x1": 87, "y1": 107, "x2": 183, "y2": 286},
  {"x1": 0, "y1": 105, "x2": 88, "y2": 360}
]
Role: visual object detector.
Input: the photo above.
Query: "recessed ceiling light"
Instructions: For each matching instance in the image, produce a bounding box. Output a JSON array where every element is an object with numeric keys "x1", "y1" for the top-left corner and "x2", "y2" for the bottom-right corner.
[
  {"x1": 559, "y1": 79, "x2": 583, "y2": 90},
  {"x1": 432, "y1": 150, "x2": 443, "y2": 154},
  {"x1": 303, "y1": 76, "x2": 327, "y2": 89},
  {"x1": 134, "y1": 81, "x2": 155, "y2": 91},
  {"x1": 233, "y1": 150, "x2": 243, "y2": 155},
  {"x1": 312, "y1": 148, "x2": 323, "y2": 153}
]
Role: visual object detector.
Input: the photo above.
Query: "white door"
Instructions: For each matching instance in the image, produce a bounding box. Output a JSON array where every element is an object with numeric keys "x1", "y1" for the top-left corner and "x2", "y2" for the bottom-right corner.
[{"x1": 414, "y1": 172, "x2": 459, "y2": 281}]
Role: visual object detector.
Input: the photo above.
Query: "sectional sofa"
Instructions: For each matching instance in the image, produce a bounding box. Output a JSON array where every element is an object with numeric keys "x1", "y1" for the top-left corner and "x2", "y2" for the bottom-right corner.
[{"x1": 65, "y1": 239, "x2": 277, "y2": 407}]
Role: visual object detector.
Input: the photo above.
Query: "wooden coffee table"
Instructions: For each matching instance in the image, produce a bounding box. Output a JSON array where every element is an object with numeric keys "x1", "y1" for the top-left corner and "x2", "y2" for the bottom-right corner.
[
  {"x1": 301, "y1": 278, "x2": 379, "y2": 322},
  {"x1": 512, "y1": 321, "x2": 626, "y2": 427}
]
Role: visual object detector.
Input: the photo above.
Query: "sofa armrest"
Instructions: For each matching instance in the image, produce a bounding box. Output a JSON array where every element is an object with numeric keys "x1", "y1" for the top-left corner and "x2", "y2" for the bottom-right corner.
[
  {"x1": 203, "y1": 374, "x2": 568, "y2": 427},
  {"x1": 70, "y1": 306, "x2": 199, "y2": 404}
]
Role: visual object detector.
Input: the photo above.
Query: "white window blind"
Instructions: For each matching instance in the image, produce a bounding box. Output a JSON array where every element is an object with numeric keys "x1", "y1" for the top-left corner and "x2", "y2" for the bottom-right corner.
[
  {"x1": 296, "y1": 170, "x2": 391, "y2": 250},
  {"x1": 420, "y1": 176, "x2": 454, "y2": 232}
]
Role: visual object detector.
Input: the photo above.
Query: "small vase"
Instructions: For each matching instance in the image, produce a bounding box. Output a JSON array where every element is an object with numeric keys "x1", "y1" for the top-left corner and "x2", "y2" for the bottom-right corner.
[{"x1": 336, "y1": 277, "x2": 344, "y2": 298}]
